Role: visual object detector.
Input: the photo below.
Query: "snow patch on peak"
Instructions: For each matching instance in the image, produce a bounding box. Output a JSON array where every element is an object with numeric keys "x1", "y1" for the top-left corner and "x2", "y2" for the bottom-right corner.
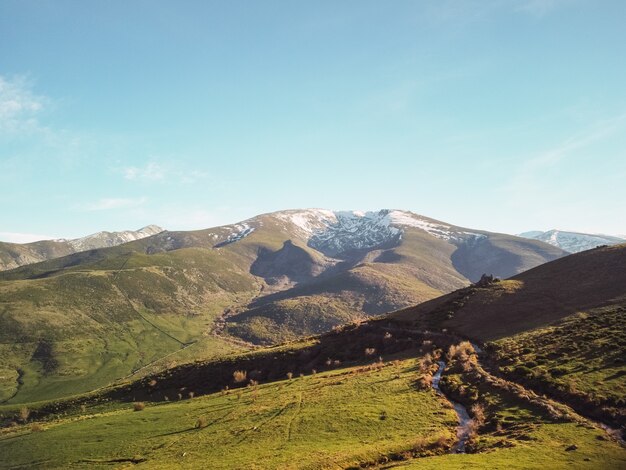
[
  {"x1": 274, "y1": 209, "x2": 338, "y2": 235},
  {"x1": 388, "y1": 210, "x2": 484, "y2": 242},
  {"x1": 308, "y1": 210, "x2": 402, "y2": 256},
  {"x1": 67, "y1": 225, "x2": 164, "y2": 251},
  {"x1": 214, "y1": 223, "x2": 255, "y2": 247},
  {"x1": 272, "y1": 209, "x2": 486, "y2": 255},
  {"x1": 518, "y1": 229, "x2": 624, "y2": 253}
]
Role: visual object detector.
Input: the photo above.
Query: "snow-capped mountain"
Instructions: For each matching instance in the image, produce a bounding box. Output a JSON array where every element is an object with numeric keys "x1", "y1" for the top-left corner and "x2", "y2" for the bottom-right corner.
[
  {"x1": 273, "y1": 209, "x2": 485, "y2": 256},
  {"x1": 2, "y1": 208, "x2": 568, "y2": 352},
  {"x1": 518, "y1": 230, "x2": 625, "y2": 253},
  {"x1": 64, "y1": 225, "x2": 164, "y2": 251},
  {"x1": 0, "y1": 225, "x2": 164, "y2": 271}
]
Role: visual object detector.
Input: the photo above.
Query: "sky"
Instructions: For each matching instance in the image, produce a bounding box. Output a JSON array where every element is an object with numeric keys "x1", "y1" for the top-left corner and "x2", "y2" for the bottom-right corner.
[{"x1": 1, "y1": 0, "x2": 625, "y2": 242}]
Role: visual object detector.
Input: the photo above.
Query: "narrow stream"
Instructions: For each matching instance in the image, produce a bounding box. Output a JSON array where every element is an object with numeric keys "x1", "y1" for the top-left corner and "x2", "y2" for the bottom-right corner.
[{"x1": 432, "y1": 361, "x2": 472, "y2": 453}]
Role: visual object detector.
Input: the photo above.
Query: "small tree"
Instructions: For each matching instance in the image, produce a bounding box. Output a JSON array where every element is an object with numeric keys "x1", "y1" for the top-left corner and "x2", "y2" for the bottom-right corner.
[
  {"x1": 19, "y1": 407, "x2": 30, "y2": 423},
  {"x1": 471, "y1": 403, "x2": 485, "y2": 427},
  {"x1": 233, "y1": 370, "x2": 247, "y2": 383}
]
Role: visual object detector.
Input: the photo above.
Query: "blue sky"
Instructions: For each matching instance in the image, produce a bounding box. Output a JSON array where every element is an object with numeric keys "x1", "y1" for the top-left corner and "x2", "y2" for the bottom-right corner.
[{"x1": 1, "y1": 0, "x2": 625, "y2": 242}]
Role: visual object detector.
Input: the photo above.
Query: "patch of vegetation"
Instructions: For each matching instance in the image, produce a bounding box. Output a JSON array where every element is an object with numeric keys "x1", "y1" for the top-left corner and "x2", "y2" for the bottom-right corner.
[
  {"x1": 489, "y1": 303, "x2": 626, "y2": 431},
  {"x1": 0, "y1": 358, "x2": 457, "y2": 469}
]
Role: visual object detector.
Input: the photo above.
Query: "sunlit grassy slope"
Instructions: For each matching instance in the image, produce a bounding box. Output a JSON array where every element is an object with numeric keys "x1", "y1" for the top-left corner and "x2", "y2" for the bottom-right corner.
[
  {"x1": 1, "y1": 353, "x2": 624, "y2": 470},
  {"x1": 0, "y1": 358, "x2": 458, "y2": 469}
]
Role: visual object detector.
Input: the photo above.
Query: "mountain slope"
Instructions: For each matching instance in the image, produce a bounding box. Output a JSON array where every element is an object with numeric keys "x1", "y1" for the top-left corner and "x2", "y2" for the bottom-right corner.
[
  {"x1": 0, "y1": 225, "x2": 164, "y2": 271},
  {"x1": 393, "y1": 244, "x2": 626, "y2": 340},
  {"x1": 392, "y1": 244, "x2": 626, "y2": 431},
  {"x1": 0, "y1": 209, "x2": 567, "y2": 402},
  {"x1": 518, "y1": 229, "x2": 624, "y2": 253}
]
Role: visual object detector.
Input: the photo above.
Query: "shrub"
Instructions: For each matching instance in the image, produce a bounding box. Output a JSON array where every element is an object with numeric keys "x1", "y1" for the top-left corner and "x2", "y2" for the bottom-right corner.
[
  {"x1": 31, "y1": 423, "x2": 44, "y2": 432},
  {"x1": 19, "y1": 407, "x2": 30, "y2": 423},
  {"x1": 514, "y1": 365, "x2": 533, "y2": 377},
  {"x1": 233, "y1": 370, "x2": 247, "y2": 383},
  {"x1": 133, "y1": 402, "x2": 146, "y2": 411},
  {"x1": 196, "y1": 417, "x2": 208, "y2": 428},
  {"x1": 420, "y1": 353, "x2": 434, "y2": 373},
  {"x1": 471, "y1": 403, "x2": 486, "y2": 427},
  {"x1": 286, "y1": 372, "x2": 293, "y2": 380}
]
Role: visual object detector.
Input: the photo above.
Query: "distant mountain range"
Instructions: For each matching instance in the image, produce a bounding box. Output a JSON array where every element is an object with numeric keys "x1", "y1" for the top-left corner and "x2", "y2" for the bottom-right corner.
[
  {"x1": 518, "y1": 229, "x2": 625, "y2": 253},
  {"x1": 0, "y1": 225, "x2": 164, "y2": 271},
  {"x1": 0, "y1": 209, "x2": 567, "y2": 403}
]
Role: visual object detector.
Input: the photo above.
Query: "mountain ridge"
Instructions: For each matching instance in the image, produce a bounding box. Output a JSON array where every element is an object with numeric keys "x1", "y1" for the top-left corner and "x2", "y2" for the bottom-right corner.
[
  {"x1": 0, "y1": 208, "x2": 567, "y2": 403},
  {"x1": 0, "y1": 225, "x2": 164, "y2": 271},
  {"x1": 518, "y1": 229, "x2": 624, "y2": 253}
]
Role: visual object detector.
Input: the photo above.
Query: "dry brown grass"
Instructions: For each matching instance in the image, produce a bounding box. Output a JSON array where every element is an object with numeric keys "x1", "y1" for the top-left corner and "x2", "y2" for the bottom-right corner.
[
  {"x1": 233, "y1": 370, "x2": 247, "y2": 383},
  {"x1": 19, "y1": 407, "x2": 30, "y2": 423},
  {"x1": 30, "y1": 423, "x2": 44, "y2": 432}
]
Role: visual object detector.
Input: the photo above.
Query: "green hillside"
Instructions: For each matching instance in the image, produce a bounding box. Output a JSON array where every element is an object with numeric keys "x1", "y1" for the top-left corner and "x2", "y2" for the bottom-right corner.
[
  {"x1": 0, "y1": 210, "x2": 567, "y2": 404},
  {"x1": 1, "y1": 320, "x2": 623, "y2": 469}
]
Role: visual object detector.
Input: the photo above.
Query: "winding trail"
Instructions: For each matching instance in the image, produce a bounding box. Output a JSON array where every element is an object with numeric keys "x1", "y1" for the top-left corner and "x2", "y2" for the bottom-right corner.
[{"x1": 431, "y1": 361, "x2": 472, "y2": 453}]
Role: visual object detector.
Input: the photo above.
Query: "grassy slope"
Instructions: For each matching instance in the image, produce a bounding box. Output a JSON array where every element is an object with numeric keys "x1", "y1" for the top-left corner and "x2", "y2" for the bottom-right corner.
[
  {"x1": 0, "y1": 216, "x2": 573, "y2": 404},
  {"x1": 488, "y1": 302, "x2": 626, "y2": 428},
  {"x1": 0, "y1": 247, "x2": 256, "y2": 404},
  {"x1": 392, "y1": 244, "x2": 626, "y2": 341},
  {"x1": 394, "y1": 423, "x2": 625, "y2": 469},
  {"x1": 389, "y1": 244, "x2": 626, "y2": 435},
  {"x1": 0, "y1": 358, "x2": 458, "y2": 469},
  {"x1": 1, "y1": 352, "x2": 624, "y2": 469}
]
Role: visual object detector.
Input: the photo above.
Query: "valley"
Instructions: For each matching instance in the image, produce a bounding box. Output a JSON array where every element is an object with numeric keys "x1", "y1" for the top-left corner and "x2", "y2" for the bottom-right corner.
[
  {"x1": 0, "y1": 214, "x2": 624, "y2": 469},
  {"x1": 0, "y1": 209, "x2": 565, "y2": 404}
]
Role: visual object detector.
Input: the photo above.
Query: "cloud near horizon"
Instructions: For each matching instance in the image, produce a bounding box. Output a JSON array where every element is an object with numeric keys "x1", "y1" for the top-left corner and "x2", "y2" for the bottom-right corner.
[
  {"x1": 0, "y1": 231, "x2": 58, "y2": 244},
  {"x1": 79, "y1": 197, "x2": 148, "y2": 212}
]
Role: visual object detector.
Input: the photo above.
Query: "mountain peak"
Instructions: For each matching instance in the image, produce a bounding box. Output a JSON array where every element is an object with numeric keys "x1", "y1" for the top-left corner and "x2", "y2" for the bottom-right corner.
[{"x1": 517, "y1": 229, "x2": 624, "y2": 253}]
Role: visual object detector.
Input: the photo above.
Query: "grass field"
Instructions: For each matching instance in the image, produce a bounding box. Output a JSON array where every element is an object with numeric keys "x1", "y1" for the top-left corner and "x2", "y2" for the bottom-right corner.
[
  {"x1": 0, "y1": 358, "x2": 459, "y2": 469},
  {"x1": 391, "y1": 423, "x2": 625, "y2": 469},
  {"x1": 488, "y1": 302, "x2": 626, "y2": 430}
]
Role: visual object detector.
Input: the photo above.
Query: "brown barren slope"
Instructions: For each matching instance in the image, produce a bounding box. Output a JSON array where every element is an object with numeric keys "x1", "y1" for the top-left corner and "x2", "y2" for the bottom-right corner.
[{"x1": 392, "y1": 244, "x2": 626, "y2": 341}]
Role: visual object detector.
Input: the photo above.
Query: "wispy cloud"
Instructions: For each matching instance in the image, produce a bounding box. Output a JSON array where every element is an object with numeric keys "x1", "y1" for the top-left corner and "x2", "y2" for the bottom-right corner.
[
  {"x1": 517, "y1": 112, "x2": 626, "y2": 174},
  {"x1": 497, "y1": 112, "x2": 626, "y2": 232},
  {"x1": 514, "y1": 0, "x2": 572, "y2": 17},
  {"x1": 0, "y1": 231, "x2": 57, "y2": 243},
  {"x1": 123, "y1": 162, "x2": 165, "y2": 181},
  {"x1": 0, "y1": 75, "x2": 48, "y2": 134},
  {"x1": 80, "y1": 197, "x2": 147, "y2": 211},
  {"x1": 424, "y1": 0, "x2": 575, "y2": 25},
  {"x1": 120, "y1": 161, "x2": 208, "y2": 184}
]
